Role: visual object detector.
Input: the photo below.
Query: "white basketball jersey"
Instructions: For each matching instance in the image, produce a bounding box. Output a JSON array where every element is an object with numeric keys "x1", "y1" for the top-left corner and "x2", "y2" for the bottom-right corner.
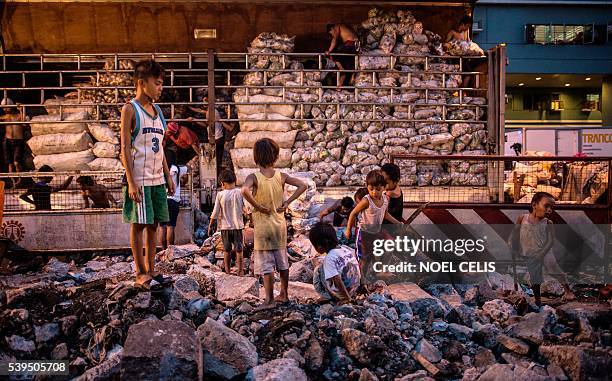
[{"x1": 130, "y1": 99, "x2": 167, "y2": 186}]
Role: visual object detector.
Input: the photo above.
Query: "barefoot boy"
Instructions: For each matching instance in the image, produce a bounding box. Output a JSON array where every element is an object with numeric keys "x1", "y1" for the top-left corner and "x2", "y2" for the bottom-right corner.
[
  {"x1": 241, "y1": 138, "x2": 307, "y2": 310},
  {"x1": 209, "y1": 170, "x2": 246, "y2": 276},
  {"x1": 511, "y1": 191, "x2": 576, "y2": 306},
  {"x1": 120, "y1": 59, "x2": 175, "y2": 290}
]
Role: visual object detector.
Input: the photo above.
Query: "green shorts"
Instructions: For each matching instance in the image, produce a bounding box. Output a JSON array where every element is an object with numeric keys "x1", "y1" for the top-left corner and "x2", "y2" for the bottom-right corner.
[{"x1": 122, "y1": 184, "x2": 169, "y2": 225}]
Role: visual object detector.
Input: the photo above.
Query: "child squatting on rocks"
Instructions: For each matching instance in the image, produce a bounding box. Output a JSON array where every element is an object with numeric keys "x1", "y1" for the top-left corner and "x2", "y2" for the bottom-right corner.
[{"x1": 310, "y1": 222, "x2": 361, "y2": 305}]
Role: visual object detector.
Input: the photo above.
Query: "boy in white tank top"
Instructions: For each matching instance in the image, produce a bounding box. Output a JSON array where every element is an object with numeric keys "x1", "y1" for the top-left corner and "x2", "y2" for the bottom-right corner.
[{"x1": 120, "y1": 59, "x2": 175, "y2": 290}]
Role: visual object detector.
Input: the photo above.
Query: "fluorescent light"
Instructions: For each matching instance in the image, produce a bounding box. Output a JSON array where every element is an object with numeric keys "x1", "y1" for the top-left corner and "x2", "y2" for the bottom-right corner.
[
  {"x1": 194, "y1": 29, "x2": 217, "y2": 39},
  {"x1": 535, "y1": 77, "x2": 542, "y2": 81},
  {"x1": 564, "y1": 83, "x2": 571, "y2": 87},
  {"x1": 518, "y1": 83, "x2": 524, "y2": 86},
  {"x1": 585, "y1": 77, "x2": 591, "y2": 81}
]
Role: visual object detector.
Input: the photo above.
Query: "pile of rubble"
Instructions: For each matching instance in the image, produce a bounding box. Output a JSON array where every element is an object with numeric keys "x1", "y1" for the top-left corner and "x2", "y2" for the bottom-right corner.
[{"x1": 1, "y1": 248, "x2": 610, "y2": 380}]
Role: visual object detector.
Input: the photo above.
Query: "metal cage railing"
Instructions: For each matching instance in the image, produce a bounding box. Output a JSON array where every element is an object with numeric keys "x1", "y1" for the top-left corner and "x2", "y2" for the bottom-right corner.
[
  {"x1": 390, "y1": 154, "x2": 611, "y2": 207},
  {"x1": 1, "y1": 170, "x2": 193, "y2": 213},
  {"x1": 0, "y1": 51, "x2": 488, "y2": 125}
]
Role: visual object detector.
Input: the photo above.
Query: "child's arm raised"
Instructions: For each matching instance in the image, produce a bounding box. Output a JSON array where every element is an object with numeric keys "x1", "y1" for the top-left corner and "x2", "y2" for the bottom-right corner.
[
  {"x1": 120, "y1": 104, "x2": 141, "y2": 203},
  {"x1": 241, "y1": 174, "x2": 270, "y2": 214},
  {"x1": 345, "y1": 198, "x2": 369, "y2": 239},
  {"x1": 19, "y1": 189, "x2": 35, "y2": 206},
  {"x1": 277, "y1": 173, "x2": 307, "y2": 213},
  {"x1": 318, "y1": 200, "x2": 340, "y2": 219},
  {"x1": 52, "y1": 176, "x2": 74, "y2": 193}
]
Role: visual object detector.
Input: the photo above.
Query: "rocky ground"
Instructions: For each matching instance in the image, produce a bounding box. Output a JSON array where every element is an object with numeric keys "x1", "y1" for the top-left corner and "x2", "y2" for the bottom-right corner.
[{"x1": 1, "y1": 245, "x2": 611, "y2": 381}]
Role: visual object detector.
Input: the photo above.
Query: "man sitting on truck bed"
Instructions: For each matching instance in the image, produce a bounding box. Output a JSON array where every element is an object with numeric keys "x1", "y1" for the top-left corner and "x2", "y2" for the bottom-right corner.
[{"x1": 325, "y1": 23, "x2": 359, "y2": 87}]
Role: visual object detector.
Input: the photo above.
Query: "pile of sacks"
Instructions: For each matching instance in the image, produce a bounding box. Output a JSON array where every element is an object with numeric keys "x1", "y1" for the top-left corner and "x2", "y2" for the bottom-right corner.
[
  {"x1": 28, "y1": 111, "x2": 94, "y2": 171},
  {"x1": 79, "y1": 59, "x2": 136, "y2": 122},
  {"x1": 445, "y1": 39, "x2": 485, "y2": 56},
  {"x1": 233, "y1": 33, "x2": 325, "y2": 185},
  {"x1": 359, "y1": 8, "x2": 443, "y2": 66},
  {"x1": 230, "y1": 8, "x2": 490, "y2": 188},
  {"x1": 28, "y1": 110, "x2": 123, "y2": 171},
  {"x1": 87, "y1": 123, "x2": 123, "y2": 171}
]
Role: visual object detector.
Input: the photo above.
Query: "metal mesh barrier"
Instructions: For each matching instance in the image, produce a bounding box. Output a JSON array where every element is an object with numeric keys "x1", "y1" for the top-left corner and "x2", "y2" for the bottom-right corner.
[
  {"x1": 390, "y1": 154, "x2": 610, "y2": 205},
  {"x1": 1, "y1": 170, "x2": 192, "y2": 212}
]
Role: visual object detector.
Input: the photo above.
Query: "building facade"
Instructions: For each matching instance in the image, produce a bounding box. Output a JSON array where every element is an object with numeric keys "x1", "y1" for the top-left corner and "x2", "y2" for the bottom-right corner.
[{"x1": 473, "y1": 0, "x2": 612, "y2": 156}]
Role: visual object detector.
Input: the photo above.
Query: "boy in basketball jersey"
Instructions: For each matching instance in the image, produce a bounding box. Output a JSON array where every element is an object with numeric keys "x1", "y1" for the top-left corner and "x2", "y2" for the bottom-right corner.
[{"x1": 120, "y1": 59, "x2": 175, "y2": 290}]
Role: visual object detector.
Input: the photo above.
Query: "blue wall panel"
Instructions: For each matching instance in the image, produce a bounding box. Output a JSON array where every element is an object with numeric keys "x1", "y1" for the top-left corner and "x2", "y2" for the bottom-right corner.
[{"x1": 473, "y1": 4, "x2": 612, "y2": 73}]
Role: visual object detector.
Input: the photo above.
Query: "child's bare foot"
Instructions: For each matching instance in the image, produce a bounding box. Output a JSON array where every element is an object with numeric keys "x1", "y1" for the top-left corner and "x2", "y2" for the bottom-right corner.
[
  {"x1": 253, "y1": 301, "x2": 276, "y2": 312},
  {"x1": 274, "y1": 294, "x2": 289, "y2": 304},
  {"x1": 134, "y1": 274, "x2": 152, "y2": 290}
]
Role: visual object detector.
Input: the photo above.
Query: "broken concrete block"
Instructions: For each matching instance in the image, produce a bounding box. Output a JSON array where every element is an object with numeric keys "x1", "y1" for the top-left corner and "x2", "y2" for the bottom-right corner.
[
  {"x1": 158, "y1": 244, "x2": 201, "y2": 262},
  {"x1": 260, "y1": 281, "x2": 320, "y2": 302},
  {"x1": 34, "y1": 322, "x2": 60, "y2": 343},
  {"x1": 388, "y1": 283, "x2": 447, "y2": 318},
  {"x1": 215, "y1": 273, "x2": 260, "y2": 302},
  {"x1": 509, "y1": 309, "x2": 556, "y2": 345},
  {"x1": 497, "y1": 334, "x2": 529, "y2": 356},
  {"x1": 245, "y1": 358, "x2": 307, "y2": 381},
  {"x1": 186, "y1": 265, "x2": 217, "y2": 295},
  {"x1": 288, "y1": 258, "x2": 315, "y2": 283},
  {"x1": 416, "y1": 338, "x2": 442, "y2": 363},
  {"x1": 197, "y1": 317, "x2": 258, "y2": 380},
  {"x1": 74, "y1": 348, "x2": 123, "y2": 381},
  {"x1": 341, "y1": 328, "x2": 384, "y2": 366},
  {"x1": 539, "y1": 345, "x2": 612, "y2": 381},
  {"x1": 120, "y1": 320, "x2": 202, "y2": 381},
  {"x1": 482, "y1": 299, "x2": 517, "y2": 323},
  {"x1": 6, "y1": 335, "x2": 35, "y2": 353}
]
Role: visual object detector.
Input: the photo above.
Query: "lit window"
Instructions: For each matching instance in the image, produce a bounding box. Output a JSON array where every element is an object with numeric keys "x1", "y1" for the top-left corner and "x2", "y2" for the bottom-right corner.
[{"x1": 526, "y1": 23, "x2": 609, "y2": 45}]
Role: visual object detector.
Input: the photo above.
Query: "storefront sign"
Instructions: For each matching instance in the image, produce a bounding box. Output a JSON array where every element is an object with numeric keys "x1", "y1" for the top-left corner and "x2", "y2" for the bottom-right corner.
[{"x1": 581, "y1": 129, "x2": 612, "y2": 157}]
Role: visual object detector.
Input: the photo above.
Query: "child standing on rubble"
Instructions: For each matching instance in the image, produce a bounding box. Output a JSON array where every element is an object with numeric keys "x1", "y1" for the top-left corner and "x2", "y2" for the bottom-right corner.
[
  {"x1": 510, "y1": 191, "x2": 576, "y2": 306},
  {"x1": 159, "y1": 150, "x2": 189, "y2": 250},
  {"x1": 241, "y1": 138, "x2": 307, "y2": 311},
  {"x1": 120, "y1": 59, "x2": 175, "y2": 290},
  {"x1": 310, "y1": 222, "x2": 360, "y2": 305},
  {"x1": 209, "y1": 169, "x2": 246, "y2": 276},
  {"x1": 345, "y1": 170, "x2": 403, "y2": 286}
]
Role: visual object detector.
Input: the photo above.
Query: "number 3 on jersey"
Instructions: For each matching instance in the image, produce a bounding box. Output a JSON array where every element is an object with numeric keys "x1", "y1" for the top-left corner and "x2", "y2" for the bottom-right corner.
[{"x1": 151, "y1": 137, "x2": 160, "y2": 153}]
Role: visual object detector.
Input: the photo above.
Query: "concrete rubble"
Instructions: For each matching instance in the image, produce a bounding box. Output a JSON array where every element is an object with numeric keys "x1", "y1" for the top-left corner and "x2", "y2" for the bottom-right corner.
[{"x1": 1, "y1": 245, "x2": 610, "y2": 380}]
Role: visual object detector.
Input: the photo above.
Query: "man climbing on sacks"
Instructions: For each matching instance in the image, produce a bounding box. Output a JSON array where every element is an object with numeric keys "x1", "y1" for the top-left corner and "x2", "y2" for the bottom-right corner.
[{"x1": 325, "y1": 23, "x2": 360, "y2": 86}]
